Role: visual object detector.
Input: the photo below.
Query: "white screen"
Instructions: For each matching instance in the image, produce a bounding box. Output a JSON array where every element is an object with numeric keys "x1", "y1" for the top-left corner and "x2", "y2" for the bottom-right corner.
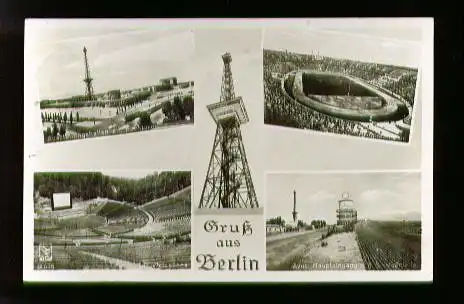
[{"x1": 53, "y1": 193, "x2": 71, "y2": 209}]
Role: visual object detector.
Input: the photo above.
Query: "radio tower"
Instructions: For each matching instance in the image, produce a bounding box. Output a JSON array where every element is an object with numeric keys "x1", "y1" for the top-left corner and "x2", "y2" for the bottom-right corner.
[
  {"x1": 82, "y1": 46, "x2": 95, "y2": 102},
  {"x1": 292, "y1": 190, "x2": 298, "y2": 222},
  {"x1": 198, "y1": 52, "x2": 259, "y2": 209}
]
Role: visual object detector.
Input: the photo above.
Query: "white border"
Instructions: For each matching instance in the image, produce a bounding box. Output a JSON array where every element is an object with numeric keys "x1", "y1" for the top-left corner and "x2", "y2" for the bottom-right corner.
[{"x1": 24, "y1": 18, "x2": 433, "y2": 282}]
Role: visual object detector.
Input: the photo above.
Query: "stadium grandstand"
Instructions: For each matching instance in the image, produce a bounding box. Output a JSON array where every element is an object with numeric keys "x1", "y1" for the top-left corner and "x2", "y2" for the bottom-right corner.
[
  {"x1": 33, "y1": 171, "x2": 192, "y2": 270},
  {"x1": 263, "y1": 49, "x2": 418, "y2": 143}
]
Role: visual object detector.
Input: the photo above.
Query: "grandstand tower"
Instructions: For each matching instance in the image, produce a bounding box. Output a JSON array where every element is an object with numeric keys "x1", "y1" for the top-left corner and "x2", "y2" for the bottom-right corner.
[
  {"x1": 82, "y1": 46, "x2": 95, "y2": 101},
  {"x1": 336, "y1": 192, "x2": 358, "y2": 229},
  {"x1": 198, "y1": 52, "x2": 259, "y2": 209}
]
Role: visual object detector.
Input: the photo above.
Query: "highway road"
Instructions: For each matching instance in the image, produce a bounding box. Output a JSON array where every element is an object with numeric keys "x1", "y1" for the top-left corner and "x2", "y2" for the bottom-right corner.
[{"x1": 267, "y1": 230, "x2": 323, "y2": 270}]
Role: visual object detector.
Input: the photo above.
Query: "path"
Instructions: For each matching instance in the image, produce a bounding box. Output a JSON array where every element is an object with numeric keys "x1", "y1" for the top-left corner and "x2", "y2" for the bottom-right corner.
[
  {"x1": 267, "y1": 230, "x2": 320, "y2": 243},
  {"x1": 79, "y1": 251, "x2": 152, "y2": 270},
  {"x1": 95, "y1": 97, "x2": 165, "y2": 131},
  {"x1": 299, "y1": 232, "x2": 365, "y2": 270},
  {"x1": 127, "y1": 187, "x2": 191, "y2": 235},
  {"x1": 267, "y1": 230, "x2": 323, "y2": 270},
  {"x1": 136, "y1": 206, "x2": 154, "y2": 224}
]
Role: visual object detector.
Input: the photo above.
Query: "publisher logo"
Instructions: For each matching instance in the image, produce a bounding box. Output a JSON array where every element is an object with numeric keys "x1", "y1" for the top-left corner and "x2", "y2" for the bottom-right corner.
[{"x1": 38, "y1": 244, "x2": 53, "y2": 262}]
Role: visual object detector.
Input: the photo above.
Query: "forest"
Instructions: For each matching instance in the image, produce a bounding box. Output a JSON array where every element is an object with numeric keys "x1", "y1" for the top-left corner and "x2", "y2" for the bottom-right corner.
[
  {"x1": 266, "y1": 216, "x2": 327, "y2": 230},
  {"x1": 34, "y1": 171, "x2": 191, "y2": 205},
  {"x1": 162, "y1": 95, "x2": 194, "y2": 122}
]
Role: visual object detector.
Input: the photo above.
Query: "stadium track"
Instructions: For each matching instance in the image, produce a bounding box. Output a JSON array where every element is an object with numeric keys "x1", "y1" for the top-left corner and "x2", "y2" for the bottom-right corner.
[{"x1": 284, "y1": 70, "x2": 409, "y2": 122}]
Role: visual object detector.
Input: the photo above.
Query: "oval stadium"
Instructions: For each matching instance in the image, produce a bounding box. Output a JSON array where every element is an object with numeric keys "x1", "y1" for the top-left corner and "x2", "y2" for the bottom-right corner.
[{"x1": 282, "y1": 70, "x2": 410, "y2": 123}]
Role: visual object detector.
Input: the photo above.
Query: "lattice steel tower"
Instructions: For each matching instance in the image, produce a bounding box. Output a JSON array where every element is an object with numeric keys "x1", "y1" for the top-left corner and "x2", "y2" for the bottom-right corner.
[
  {"x1": 82, "y1": 46, "x2": 95, "y2": 101},
  {"x1": 198, "y1": 52, "x2": 259, "y2": 209}
]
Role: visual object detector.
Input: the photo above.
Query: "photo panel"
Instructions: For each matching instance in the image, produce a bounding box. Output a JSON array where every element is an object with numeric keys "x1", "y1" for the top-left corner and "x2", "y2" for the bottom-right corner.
[
  {"x1": 33, "y1": 170, "x2": 191, "y2": 270},
  {"x1": 266, "y1": 171, "x2": 422, "y2": 271},
  {"x1": 31, "y1": 21, "x2": 195, "y2": 144},
  {"x1": 263, "y1": 27, "x2": 422, "y2": 144},
  {"x1": 191, "y1": 27, "x2": 265, "y2": 272}
]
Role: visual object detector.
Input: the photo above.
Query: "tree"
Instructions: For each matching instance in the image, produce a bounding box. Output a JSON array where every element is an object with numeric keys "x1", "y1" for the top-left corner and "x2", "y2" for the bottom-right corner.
[
  {"x1": 310, "y1": 219, "x2": 327, "y2": 229},
  {"x1": 45, "y1": 127, "x2": 52, "y2": 138},
  {"x1": 63, "y1": 112, "x2": 67, "y2": 124},
  {"x1": 59, "y1": 124, "x2": 66, "y2": 137},
  {"x1": 76, "y1": 112, "x2": 80, "y2": 122},
  {"x1": 266, "y1": 216, "x2": 285, "y2": 227},
  {"x1": 52, "y1": 122, "x2": 59, "y2": 138},
  {"x1": 183, "y1": 96, "x2": 194, "y2": 119},
  {"x1": 173, "y1": 96, "x2": 185, "y2": 120},
  {"x1": 138, "y1": 112, "x2": 152, "y2": 128},
  {"x1": 70, "y1": 112, "x2": 73, "y2": 125},
  {"x1": 33, "y1": 171, "x2": 191, "y2": 206},
  {"x1": 41, "y1": 112, "x2": 44, "y2": 122},
  {"x1": 162, "y1": 101, "x2": 173, "y2": 121}
]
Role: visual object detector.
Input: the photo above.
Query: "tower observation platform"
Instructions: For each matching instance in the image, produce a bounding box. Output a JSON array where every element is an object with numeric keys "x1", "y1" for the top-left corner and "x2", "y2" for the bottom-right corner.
[{"x1": 207, "y1": 97, "x2": 249, "y2": 125}]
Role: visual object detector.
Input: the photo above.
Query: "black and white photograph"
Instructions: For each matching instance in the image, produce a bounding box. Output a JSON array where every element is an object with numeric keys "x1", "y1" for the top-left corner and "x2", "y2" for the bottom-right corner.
[
  {"x1": 23, "y1": 18, "x2": 433, "y2": 282},
  {"x1": 32, "y1": 23, "x2": 195, "y2": 144},
  {"x1": 33, "y1": 171, "x2": 191, "y2": 270},
  {"x1": 266, "y1": 171, "x2": 421, "y2": 271},
  {"x1": 263, "y1": 28, "x2": 421, "y2": 143},
  {"x1": 191, "y1": 28, "x2": 265, "y2": 272},
  {"x1": 193, "y1": 28, "x2": 264, "y2": 212}
]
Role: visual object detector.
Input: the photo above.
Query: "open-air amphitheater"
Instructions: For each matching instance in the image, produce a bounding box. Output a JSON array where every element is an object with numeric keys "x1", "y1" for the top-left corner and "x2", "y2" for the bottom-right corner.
[
  {"x1": 34, "y1": 186, "x2": 191, "y2": 270},
  {"x1": 266, "y1": 220, "x2": 421, "y2": 271}
]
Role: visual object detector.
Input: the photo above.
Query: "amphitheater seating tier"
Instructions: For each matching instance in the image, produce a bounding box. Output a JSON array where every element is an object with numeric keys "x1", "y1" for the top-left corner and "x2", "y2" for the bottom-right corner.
[{"x1": 143, "y1": 198, "x2": 191, "y2": 222}]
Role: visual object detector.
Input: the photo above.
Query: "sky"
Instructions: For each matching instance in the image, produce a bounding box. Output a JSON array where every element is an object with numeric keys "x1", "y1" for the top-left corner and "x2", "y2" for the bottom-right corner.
[
  {"x1": 263, "y1": 28, "x2": 422, "y2": 68},
  {"x1": 30, "y1": 26, "x2": 195, "y2": 100},
  {"x1": 266, "y1": 172, "x2": 421, "y2": 224}
]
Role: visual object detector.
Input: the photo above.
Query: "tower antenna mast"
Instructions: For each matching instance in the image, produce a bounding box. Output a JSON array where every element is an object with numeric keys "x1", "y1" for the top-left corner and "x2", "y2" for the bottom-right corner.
[
  {"x1": 198, "y1": 52, "x2": 259, "y2": 209},
  {"x1": 292, "y1": 190, "x2": 298, "y2": 222},
  {"x1": 83, "y1": 46, "x2": 95, "y2": 102}
]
